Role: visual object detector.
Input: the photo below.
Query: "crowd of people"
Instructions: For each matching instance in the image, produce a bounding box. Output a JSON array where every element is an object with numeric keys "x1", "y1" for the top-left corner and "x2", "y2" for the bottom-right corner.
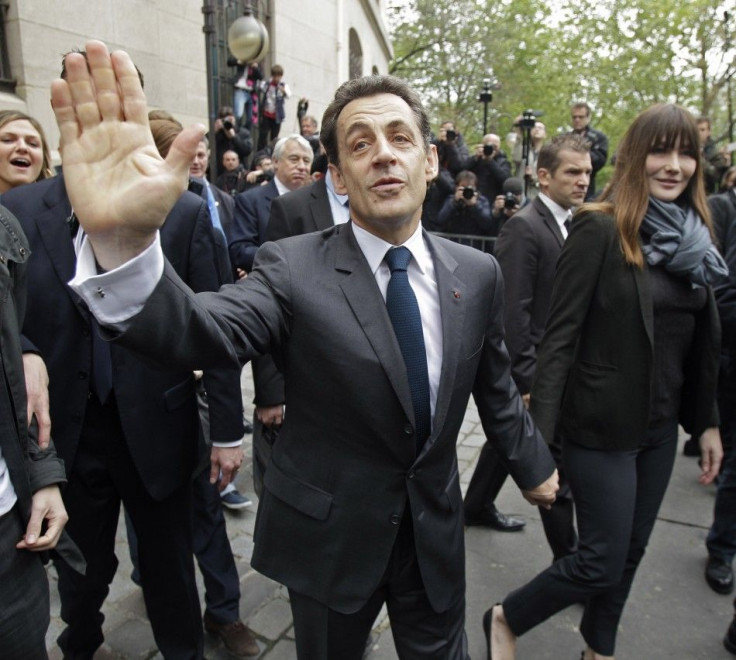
[{"x1": 0, "y1": 36, "x2": 734, "y2": 660}]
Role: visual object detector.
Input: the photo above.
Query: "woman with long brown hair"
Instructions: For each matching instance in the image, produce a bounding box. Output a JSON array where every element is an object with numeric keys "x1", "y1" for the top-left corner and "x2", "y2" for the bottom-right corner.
[
  {"x1": 485, "y1": 103, "x2": 726, "y2": 659},
  {"x1": 0, "y1": 110, "x2": 53, "y2": 194}
]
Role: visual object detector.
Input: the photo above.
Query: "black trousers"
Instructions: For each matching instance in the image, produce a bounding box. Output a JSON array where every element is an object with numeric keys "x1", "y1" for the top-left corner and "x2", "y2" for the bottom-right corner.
[
  {"x1": 503, "y1": 424, "x2": 678, "y2": 656},
  {"x1": 0, "y1": 506, "x2": 50, "y2": 659},
  {"x1": 55, "y1": 396, "x2": 203, "y2": 660},
  {"x1": 289, "y1": 516, "x2": 469, "y2": 660},
  {"x1": 464, "y1": 442, "x2": 577, "y2": 560}
]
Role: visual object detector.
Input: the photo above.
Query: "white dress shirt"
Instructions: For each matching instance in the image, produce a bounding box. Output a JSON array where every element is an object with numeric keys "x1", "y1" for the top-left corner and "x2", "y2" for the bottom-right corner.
[
  {"x1": 537, "y1": 192, "x2": 573, "y2": 239},
  {"x1": 324, "y1": 170, "x2": 350, "y2": 225}
]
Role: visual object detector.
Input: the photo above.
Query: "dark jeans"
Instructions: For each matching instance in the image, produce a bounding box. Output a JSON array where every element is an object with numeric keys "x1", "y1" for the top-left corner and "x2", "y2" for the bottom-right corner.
[
  {"x1": 258, "y1": 116, "x2": 281, "y2": 151},
  {"x1": 0, "y1": 506, "x2": 50, "y2": 659},
  {"x1": 503, "y1": 423, "x2": 678, "y2": 656},
  {"x1": 289, "y1": 516, "x2": 468, "y2": 660}
]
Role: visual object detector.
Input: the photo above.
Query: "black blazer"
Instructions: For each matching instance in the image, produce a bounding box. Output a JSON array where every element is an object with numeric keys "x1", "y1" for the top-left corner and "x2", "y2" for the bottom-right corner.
[
  {"x1": 495, "y1": 197, "x2": 564, "y2": 394},
  {"x1": 229, "y1": 178, "x2": 278, "y2": 272},
  {"x1": 267, "y1": 177, "x2": 333, "y2": 242},
  {"x1": 530, "y1": 210, "x2": 720, "y2": 452},
  {"x1": 115, "y1": 223, "x2": 556, "y2": 614},
  {"x1": 709, "y1": 191, "x2": 736, "y2": 351},
  {"x1": 2, "y1": 176, "x2": 244, "y2": 500}
]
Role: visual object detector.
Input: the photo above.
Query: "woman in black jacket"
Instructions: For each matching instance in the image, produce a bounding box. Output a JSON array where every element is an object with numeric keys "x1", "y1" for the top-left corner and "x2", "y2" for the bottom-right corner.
[{"x1": 485, "y1": 104, "x2": 726, "y2": 659}]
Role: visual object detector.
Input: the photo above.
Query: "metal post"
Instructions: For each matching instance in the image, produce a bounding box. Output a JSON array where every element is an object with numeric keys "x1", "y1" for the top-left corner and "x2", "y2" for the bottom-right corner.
[{"x1": 478, "y1": 79, "x2": 492, "y2": 136}]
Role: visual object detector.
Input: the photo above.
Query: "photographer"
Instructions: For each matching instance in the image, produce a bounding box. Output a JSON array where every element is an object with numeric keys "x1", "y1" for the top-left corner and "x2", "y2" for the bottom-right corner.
[
  {"x1": 512, "y1": 117, "x2": 546, "y2": 199},
  {"x1": 437, "y1": 170, "x2": 493, "y2": 236},
  {"x1": 215, "y1": 150, "x2": 247, "y2": 195},
  {"x1": 241, "y1": 153, "x2": 275, "y2": 192},
  {"x1": 214, "y1": 106, "x2": 253, "y2": 178},
  {"x1": 435, "y1": 120, "x2": 470, "y2": 176},
  {"x1": 490, "y1": 177, "x2": 524, "y2": 236},
  {"x1": 467, "y1": 133, "x2": 511, "y2": 202}
]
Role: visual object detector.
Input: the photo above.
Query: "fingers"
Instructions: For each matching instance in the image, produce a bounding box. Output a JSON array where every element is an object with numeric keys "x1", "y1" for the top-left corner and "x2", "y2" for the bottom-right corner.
[
  {"x1": 87, "y1": 42, "x2": 123, "y2": 121},
  {"x1": 17, "y1": 504, "x2": 44, "y2": 548},
  {"x1": 209, "y1": 459, "x2": 221, "y2": 486},
  {"x1": 166, "y1": 123, "x2": 206, "y2": 180},
  {"x1": 34, "y1": 406, "x2": 51, "y2": 450},
  {"x1": 63, "y1": 50, "x2": 102, "y2": 131},
  {"x1": 52, "y1": 76, "x2": 82, "y2": 144},
  {"x1": 110, "y1": 49, "x2": 148, "y2": 126}
]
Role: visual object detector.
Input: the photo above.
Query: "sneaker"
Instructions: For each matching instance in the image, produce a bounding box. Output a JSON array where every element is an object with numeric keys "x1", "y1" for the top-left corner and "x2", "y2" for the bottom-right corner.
[
  {"x1": 220, "y1": 489, "x2": 253, "y2": 510},
  {"x1": 204, "y1": 613, "x2": 259, "y2": 657}
]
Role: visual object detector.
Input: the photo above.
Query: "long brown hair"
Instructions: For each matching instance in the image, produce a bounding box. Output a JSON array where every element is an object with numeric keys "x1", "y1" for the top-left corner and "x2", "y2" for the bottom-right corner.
[
  {"x1": 0, "y1": 110, "x2": 54, "y2": 182},
  {"x1": 585, "y1": 103, "x2": 710, "y2": 268}
]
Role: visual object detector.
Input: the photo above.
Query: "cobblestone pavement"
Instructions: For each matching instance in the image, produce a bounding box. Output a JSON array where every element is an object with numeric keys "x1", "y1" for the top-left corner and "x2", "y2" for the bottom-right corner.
[{"x1": 45, "y1": 368, "x2": 735, "y2": 659}]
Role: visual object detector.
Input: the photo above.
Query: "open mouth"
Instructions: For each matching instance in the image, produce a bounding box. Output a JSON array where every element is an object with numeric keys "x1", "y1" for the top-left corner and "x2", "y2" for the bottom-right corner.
[{"x1": 10, "y1": 157, "x2": 31, "y2": 169}]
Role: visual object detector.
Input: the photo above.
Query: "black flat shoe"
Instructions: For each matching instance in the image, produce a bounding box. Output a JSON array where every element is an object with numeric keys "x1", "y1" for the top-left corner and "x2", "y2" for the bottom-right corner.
[{"x1": 465, "y1": 508, "x2": 526, "y2": 531}]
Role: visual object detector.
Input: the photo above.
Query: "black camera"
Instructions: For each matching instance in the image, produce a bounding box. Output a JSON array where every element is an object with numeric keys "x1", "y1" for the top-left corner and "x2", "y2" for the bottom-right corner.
[
  {"x1": 256, "y1": 171, "x2": 273, "y2": 184},
  {"x1": 445, "y1": 129, "x2": 457, "y2": 141},
  {"x1": 514, "y1": 109, "x2": 543, "y2": 130},
  {"x1": 223, "y1": 119, "x2": 234, "y2": 131},
  {"x1": 462, "y1": 186, "x2": 476, "y2": 200},
  {"x1": 504, "y1": 192, "x2": 518, "y2": 209},
  {"x1": 483, "y1": 144, "x2": 495, "y2": 157}
]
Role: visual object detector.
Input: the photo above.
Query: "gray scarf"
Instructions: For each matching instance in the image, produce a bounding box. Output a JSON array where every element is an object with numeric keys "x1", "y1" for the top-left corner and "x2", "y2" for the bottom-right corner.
[{"x1": 640, "y1": 197, "x2": 728, "y2": 288}]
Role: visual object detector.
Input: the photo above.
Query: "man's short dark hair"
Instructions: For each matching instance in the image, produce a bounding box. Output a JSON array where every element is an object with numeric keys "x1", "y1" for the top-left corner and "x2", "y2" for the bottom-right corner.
[
  {"x1": 537, "y1": 134, "x2": 591, "y2": 175},
  {"x1": 61, "y1": 49, "x2": 145, "y2": 88},
  {"x1": 571, "y1": 102, "x2": 591, "y2": 117},
  {"x1": 697, "y1": 116, "x2": 712, "y2": 128},
  {"x1": 455, "y1": 170, "x2": 477, "y2": 187},
  {"x1": 321, "y1": 75, "x2": 431, "y2": 167}
]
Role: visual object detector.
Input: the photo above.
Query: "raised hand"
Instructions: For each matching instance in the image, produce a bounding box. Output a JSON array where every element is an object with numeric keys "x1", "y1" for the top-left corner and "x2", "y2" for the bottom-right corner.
[{"x1": 50, "y1": 40, "x2": 204, "y2": 269}]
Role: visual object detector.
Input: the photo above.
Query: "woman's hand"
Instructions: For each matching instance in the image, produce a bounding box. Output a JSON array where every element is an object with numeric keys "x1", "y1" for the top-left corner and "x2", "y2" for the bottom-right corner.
[{"x1": 698, "y1": 427, "x2": 723, "y2": 485}]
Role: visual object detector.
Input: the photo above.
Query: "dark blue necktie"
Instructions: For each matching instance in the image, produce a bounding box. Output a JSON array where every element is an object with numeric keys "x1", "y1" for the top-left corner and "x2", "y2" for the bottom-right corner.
[{"x1": 385, "y1": 246, "x2": 431, "y2": 453}]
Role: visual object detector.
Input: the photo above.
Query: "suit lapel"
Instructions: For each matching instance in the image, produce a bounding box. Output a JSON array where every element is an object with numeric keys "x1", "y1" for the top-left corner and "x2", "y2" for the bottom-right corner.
[
  {"x1": 535, "y1": 198, "x2": 564, "y2": 248},
  {"x1": 418, "y1": 233, "x2": 463, "y2": 458},
  {"x1": 310, "y1": 179, "x2": 334, "y2": 231},
  {"x1": 335, "y1": 225, "x2": 416, "y2": 429},
  {"x1": 33, "y1": 177, "x2": 91, "y2": 319}
]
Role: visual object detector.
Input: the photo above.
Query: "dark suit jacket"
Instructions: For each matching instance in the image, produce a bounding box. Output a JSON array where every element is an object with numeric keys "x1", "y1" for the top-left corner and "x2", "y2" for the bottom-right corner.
[
  {"x1": 189, "y1": 178, "x2": 235, "y2": 284},
  {"x1": 253, "y1": 178, "x2": 335, "y2": 407},
  {"x1": 530, "y1": 210, "x2": 720, "y2": 451},
  {"x1": 2, "y1": 176, "x2": 243, "y2": 501},
  {"x1": 229, "y1": 178, "x2": 278, "y2": 272},
  {"x1": 495, "y1": 197, "x2": 564, "y2": 394},
  {"x1": 115, "y1": 223, "x2": 555, "y2": 614},
  {"x1": 267, "y1": 177, "x2": 334, "y2": 242}
]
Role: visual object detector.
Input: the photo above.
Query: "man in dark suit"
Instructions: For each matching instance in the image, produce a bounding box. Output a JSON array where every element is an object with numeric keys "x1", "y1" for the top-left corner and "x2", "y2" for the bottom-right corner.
[
  {"x1": 463, "y1": 135, "x2": 592, "y2": 560},
  {"x1": 228, "y1": 134, "x2": 313, "y2": 273},
  {"x1": 57, "y1": 42, "x2": 558, "y2": 659},
  {"x1": 0, "y1": 203, "x2": 70, "y2": 659},
  {"x1": 568, "y1": 102, "x2": 608, "y2": 200},
  {"x1": 2, "y1": 169, "x2": 249, "y2": 658}
]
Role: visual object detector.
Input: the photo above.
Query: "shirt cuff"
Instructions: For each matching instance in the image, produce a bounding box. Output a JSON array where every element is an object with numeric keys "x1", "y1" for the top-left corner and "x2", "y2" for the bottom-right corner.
[
  {"x1": 212, "y1": 440, "x2": 244, "y2": 448},
  {"x1": 68, "y1": 234, "x2": 164, "y2": 326}
]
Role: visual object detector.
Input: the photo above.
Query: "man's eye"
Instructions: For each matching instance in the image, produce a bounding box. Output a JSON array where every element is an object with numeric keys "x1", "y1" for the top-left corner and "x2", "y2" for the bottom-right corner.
[{"x1": 354, "y1": 141, "x2": 369, "y2": 151}]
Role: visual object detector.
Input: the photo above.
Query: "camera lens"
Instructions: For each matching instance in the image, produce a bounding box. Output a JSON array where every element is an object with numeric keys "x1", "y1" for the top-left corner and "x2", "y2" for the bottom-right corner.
[
  {"x1": 483, "y1": 144, "x2": 494, "y2": 156},
  {"x1": 462, "y1": 187, "x2": 475, "y2": 200}
]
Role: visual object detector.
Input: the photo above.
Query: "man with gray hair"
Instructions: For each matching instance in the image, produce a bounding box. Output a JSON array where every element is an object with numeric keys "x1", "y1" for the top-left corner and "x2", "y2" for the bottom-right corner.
[{"x1": 229, "y1": 134, "x2": 313, "y2": 273}]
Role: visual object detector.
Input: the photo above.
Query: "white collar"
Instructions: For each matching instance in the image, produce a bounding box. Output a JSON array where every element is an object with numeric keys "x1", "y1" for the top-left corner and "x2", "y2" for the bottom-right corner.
[{"x1": 351, "y1": 222, "x2": 430, "y2": 276}]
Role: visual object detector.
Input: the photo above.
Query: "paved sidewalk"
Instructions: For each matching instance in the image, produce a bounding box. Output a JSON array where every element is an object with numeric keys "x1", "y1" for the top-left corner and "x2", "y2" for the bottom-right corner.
[{"x1": 46, "y1": 368, "x2": 736, "y2": 658}]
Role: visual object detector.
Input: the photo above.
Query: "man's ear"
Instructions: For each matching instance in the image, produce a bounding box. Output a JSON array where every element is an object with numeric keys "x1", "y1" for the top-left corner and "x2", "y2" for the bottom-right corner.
[
  {"x1": 537, "y1": 167, "x2": 550, "y2": 189},
  {"x1": 425, "y1": 143, "x2": 439, "y2": 183},
  {"x1": 329, "y1": 163, "x2": 348, "y2": 195}
]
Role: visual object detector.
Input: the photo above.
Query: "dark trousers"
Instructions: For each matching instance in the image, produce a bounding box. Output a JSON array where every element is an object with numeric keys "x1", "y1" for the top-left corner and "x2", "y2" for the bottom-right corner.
[
  {"x1": 289, "y1": 517, "x2": 468, "y2": 660},
  {"x1": 55, "y1": 396, "x2": 203, "y2": 660},
  {"x1": 464, "y1": 442, "x2": 577, "y2": 560},
  {"x1": 126, "y1": 465, "x2": 241, "y2": 624},
  {"x1": 707, "y1": 356, "x2": 736, "y2": 562},
  {"x1": 0, "y1": 506, "x2": 50, "y2": 659},
  {"x1": 257, "y1": 116, "x2": 281, "y2": 151},
  {"x1": 503, "y1": 424, "x2": 678, "y2": 656}
]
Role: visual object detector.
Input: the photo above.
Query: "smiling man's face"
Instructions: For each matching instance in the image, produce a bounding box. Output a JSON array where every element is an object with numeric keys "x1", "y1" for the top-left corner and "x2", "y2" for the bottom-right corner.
[{"x1": 329, "y1": 93, "x2": 437, "y2": 244}]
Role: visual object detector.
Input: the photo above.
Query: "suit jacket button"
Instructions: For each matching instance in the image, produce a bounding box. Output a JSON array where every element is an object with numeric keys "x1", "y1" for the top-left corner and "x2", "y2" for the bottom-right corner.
[
  {"x1": 404, "y1": 424, "x2": 413, "y2": 435},
  {"x1": 390, "y1": 513, "x2": 401, "y2": 525},
  {"x1": 78, "y1": 370, "x2": 88, "y2": 379},
  {"x1": 407, "y1": 470, "x2": 415, "y2": 480}
]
